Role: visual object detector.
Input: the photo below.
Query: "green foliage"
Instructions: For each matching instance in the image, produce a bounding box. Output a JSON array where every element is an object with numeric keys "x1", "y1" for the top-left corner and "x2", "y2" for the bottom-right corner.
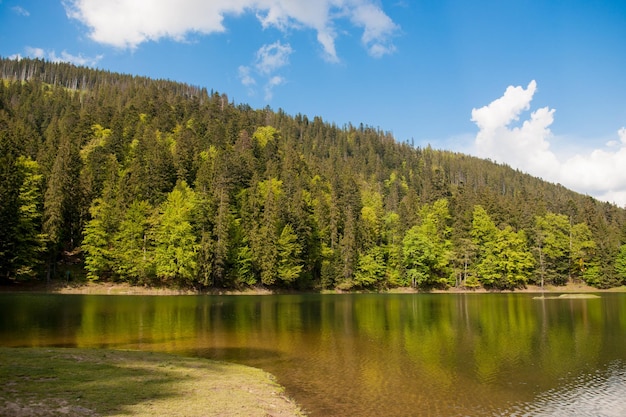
[
  {"x1": 534, "y1": 212, "x2": 598, "y2": 286},
  {"x1": 153, "y1": 181, "x2": 200, "y2": 285},
  {"x1": 235, "y1": 244, "x2": 257, "y2": 286},
  {"x1": 475, "y1": 227, "x2": 535, "y2": 289},
  {"x1": 403, "y1": 199, "x2": 452, "y2": 288},
  {"x1": 472, "y1": 206, "x2": 535, "y2": 289},
  {"x1": 80, "y1": 124, "x2": 111, "y2": 161},
  {"x1": 82, "y1": 199, "x2": 114, "y2": 281},
  {"x1": 4, "y1": 157, "x2": 47, "y2": 280},
  {"x1": 382, "y1": 211, "x2": 404, "y2": 286},
  {"x1": 2, "y1": 57, "x2": 625, "y2": 290},
  {"x1": 277, "y1": 224, "x2": 303, "y2": 283},
  {"x1": 470, "y1": 205, "x2": 498, "y2": 247},
  {"x1": 582, "y1": 264, "x2": 601, "y2": 287},
  {"x1": 353, "y1": 247, "x2": 386, "y2": 288},
  {"x1": 112, "y1": 200, "x2": 153, "y2": 283},
  {"x1": 615, "y1": 244, "x2": 626, "y2": 284},
  {"x1": 252, "y1": 126, "x2": 279, "y2": 148},
  {"x1": 570, "y1": 222, "x2": 597, "y2": 282},
  {"x1": 534, "y1": 212, "x2": 571, "y2": 285}
]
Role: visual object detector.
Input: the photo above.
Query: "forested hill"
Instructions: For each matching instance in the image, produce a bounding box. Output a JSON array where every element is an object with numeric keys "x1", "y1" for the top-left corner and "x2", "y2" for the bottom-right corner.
[{"x1": 2, "y1": 57, "x2": 626, "y2": 290}]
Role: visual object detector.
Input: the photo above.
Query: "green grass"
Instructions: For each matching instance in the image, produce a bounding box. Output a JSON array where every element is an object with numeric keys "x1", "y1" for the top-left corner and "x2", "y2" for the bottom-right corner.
[{"x1": 0, "y1": 347, "x2": 304, "y2": 416}]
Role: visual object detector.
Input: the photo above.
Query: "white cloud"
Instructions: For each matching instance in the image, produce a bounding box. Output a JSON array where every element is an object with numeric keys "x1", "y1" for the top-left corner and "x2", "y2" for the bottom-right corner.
[
  {"x1": 23, "y1": 46, "x2": 102, "y2": 67},
  {"x1": 350, "y1": 3, "x2": 398, "y2": 57},
  {"x1": 264, "y1": 75, "x2": 285, "y2": 100},
  {"x1": 255, "y1": 41, "x2": 293, "y2": 75},
  {"x1": 12, "y1": 6, "x2": 30, "y2": 16},
  {"x1": 63, "y1": 0, "x2": 398, "y2": 60},
  {"x1": 25, "y1": 47, "x2": 45, "y2": 59},
  {"x1": 238, "y1": 41, "x2": 292, "y2": 101},
  {"x1": 238, "y1": 65, "x2": 256, "y2": 87},
  {"x1": 471, "y1": 81, "x2": 626, "y2": 207}
]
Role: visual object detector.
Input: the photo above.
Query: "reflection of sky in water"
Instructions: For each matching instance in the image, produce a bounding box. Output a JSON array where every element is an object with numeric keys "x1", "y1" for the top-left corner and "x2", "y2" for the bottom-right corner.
[{"x1": 501, "y1": 361, "x2": 626, "y2": 417}]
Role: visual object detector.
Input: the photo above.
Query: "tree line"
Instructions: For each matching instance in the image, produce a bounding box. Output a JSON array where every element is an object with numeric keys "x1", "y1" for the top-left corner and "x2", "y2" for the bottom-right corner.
[{"x1": 1, "y1": 57, "x2": 626, "y2": 290}]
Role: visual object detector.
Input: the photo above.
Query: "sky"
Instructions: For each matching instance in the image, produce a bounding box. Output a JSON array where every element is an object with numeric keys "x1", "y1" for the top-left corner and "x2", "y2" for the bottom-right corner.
[{"x1": 1, "y1": 0, "x2": 626, "y2": 206}]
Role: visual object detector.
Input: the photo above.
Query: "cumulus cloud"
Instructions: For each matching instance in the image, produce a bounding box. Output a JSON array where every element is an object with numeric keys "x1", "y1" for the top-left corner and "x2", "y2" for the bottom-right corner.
[
  {"x1": 239, "y1": 41, "x2": 292, "y2": 101},
  {"x1": 63, "y1": 0, "x2": 398, "y2": 60},
  {"x1": 22, "y1": 46, "x2": 102, "y2": 67},
  {"x1": 471, "y1": 81, "x2": 626, "y2": 207}
]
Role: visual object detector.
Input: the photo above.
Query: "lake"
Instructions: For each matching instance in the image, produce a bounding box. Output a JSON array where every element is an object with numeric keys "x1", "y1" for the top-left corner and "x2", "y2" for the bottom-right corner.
[{"x1": 1, "y1": 292, "x2": 625, "y2": 416}]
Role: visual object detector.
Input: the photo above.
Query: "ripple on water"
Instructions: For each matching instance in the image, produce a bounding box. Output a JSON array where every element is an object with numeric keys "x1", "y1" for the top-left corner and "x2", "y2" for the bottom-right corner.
[{"x1": 500, "y1": 361, "x2": 626, "y2": 417}]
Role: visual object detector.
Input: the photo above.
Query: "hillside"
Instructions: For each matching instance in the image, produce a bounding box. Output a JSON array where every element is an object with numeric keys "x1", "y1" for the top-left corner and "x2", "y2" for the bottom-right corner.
[{"x1": 1, "y1": 57, "x2": 625, "y2": 290}]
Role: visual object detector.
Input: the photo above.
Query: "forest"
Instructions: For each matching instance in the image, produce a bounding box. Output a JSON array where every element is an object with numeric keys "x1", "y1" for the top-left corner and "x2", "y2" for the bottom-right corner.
[{"x1": 1, "y1": 57, "x2": 626, "y2": 290}]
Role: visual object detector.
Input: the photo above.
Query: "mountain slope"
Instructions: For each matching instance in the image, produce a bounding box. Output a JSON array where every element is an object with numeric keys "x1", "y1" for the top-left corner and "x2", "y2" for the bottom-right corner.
[{"x1": 1, "y1": 57, "x2": 624, "y2": 289}]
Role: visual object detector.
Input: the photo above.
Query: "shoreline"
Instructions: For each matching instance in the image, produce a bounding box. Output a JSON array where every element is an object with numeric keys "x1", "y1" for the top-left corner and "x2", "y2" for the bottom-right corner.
[
  {"x1": 2, "y1": 280, "x2": 624, "y2": 296},
  {"x1": 0, "y1": 347, "x2": 304, "y2": 417}
]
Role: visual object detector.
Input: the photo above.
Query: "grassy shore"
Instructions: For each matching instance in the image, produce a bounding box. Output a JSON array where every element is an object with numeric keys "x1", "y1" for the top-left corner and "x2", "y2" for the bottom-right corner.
[{"x1": 0, "y1": 347, "x2": 304, "y2": 417}]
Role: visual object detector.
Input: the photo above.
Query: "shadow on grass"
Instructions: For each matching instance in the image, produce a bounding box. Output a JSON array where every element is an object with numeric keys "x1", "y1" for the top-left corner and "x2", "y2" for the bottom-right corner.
[{"x1": 0, "y1": 347, "x2": 233, "y2": 416}]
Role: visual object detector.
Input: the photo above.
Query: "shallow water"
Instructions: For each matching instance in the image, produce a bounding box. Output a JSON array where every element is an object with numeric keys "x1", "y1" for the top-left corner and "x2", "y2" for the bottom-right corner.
[{"x1": 1, "y1": 292, "x2": 625, "y2": 416}]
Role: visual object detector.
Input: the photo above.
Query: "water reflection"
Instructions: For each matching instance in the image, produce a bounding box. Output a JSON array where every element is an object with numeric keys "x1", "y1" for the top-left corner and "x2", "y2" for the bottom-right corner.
[
  {"x1": 502, "y1": 361, "x2": 626, "y2": 417},
  {"x1": 1, "y1": 293, "x2": 625, "y2": 416}
]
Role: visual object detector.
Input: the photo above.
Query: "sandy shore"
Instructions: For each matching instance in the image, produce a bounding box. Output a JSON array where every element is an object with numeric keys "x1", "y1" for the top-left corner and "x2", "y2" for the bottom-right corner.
[{"x1": 2, "y1": 280, "x2": 623, "y2": 295}]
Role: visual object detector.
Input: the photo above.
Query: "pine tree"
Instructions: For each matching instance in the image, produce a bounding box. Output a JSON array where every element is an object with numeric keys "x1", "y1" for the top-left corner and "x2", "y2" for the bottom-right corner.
[
  {"x1": 0, "y1": 113, "x2": 22, "y2": 281},
  {"x1": 13, "y1": 157, "x2": 47, "y2": 279}
]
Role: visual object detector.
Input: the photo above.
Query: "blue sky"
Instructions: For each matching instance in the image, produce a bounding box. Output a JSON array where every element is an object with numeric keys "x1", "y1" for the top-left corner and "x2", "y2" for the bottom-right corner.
[{"x1": 2, "y1": 0, "x2": 626, "y2": 205}]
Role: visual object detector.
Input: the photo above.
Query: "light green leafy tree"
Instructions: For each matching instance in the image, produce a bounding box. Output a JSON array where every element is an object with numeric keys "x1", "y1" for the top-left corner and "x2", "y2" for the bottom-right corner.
[
  {"x1": 403, "y1": 199, "x2": 453, "y2": 288},
  {"x1": 354, "y1": 246, "x2": 386, "y2": 288},
  {"x1": 534, "y1": 212, "x2": 570, "y2": 286},
  {"x1": 470, "y1": 205, "x2": 498, "y2": 248},
  {"x1": 534, "y1": 213, "x2": 598, "y2": 286},
  {"x1": 472, "y1": 206, "x2": 535, "y2": 289},
  {"x1": 153, "y1": 181, "x2": 200, "y2": 285},
  {"x1": 570, "y1": 222, "x2": 597, "y2": 284},
  {"x1": 475, "y1": 226, "x2": 535, "y2": 289},
  {"x1": 112, "y1": 200, "x2": 153, "y2": 283},
  {"x1": 383, "y1": 211, "x2": 404, "y2": 286},
  {"x1": 360, "y1": 184, "x2": 384, "y2": 248},
  {"x1": 82, "y1": 199, "x2": 114, "y2": 281},
  {"x1": 276, "y1": 224, "x2": 303, "y2": 283},
  {"x1": 252, "y1": 125, "x2": 279, "y2": 148}
]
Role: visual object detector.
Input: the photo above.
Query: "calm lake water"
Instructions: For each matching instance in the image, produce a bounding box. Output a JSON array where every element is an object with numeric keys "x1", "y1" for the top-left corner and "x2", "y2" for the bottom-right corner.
[{"x1": 1, "y1": 292, "x2": 625, "y2": 416}]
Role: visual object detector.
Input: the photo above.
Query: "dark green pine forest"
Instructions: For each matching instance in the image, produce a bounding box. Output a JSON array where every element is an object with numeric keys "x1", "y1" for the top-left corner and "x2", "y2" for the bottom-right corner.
[{"x1": 2, "y1": 57, "x2": 626, "y2": 290}]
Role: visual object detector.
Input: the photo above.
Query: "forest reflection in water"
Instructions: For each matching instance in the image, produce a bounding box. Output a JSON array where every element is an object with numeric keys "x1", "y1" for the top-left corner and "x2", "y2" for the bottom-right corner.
[{"x1": 1, "y1": 292, "x2": 625, "y2": 416}]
